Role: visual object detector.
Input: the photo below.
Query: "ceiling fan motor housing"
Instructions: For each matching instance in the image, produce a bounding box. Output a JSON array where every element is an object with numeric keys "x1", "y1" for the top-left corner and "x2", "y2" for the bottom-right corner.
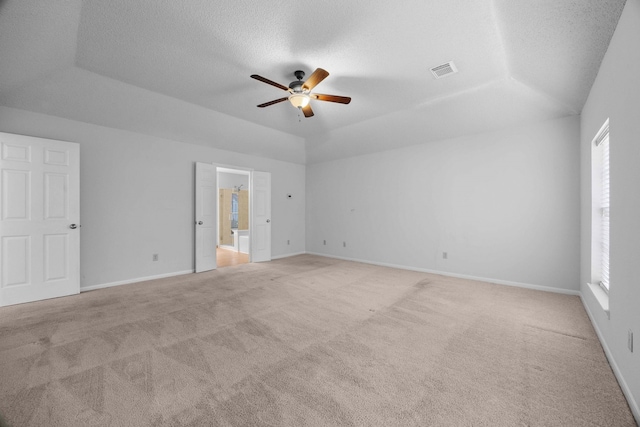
[
  {"x1": 289, "y1": 80, "x2": 305, "y2": 93},
  {"x1": 290, "y1": 70, "x2": 306, "y2": 93}
]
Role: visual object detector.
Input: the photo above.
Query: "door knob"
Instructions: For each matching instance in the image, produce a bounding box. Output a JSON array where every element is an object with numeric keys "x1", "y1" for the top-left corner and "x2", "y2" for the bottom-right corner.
[
  {"x1": 69, "y1": 224, "x2": 78, "y2": 229},
  {"x1": 266, "y1": 219, "x2": 270, "y2": 223},
  {"x1": 197, "y1": 221, "x2": 203, "y2": 225}
]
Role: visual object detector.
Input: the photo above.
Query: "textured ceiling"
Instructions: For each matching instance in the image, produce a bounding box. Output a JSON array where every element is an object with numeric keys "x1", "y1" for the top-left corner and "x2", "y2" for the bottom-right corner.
[{"x1": 0, "y1": 0, "x2": 626, "y2": 163}]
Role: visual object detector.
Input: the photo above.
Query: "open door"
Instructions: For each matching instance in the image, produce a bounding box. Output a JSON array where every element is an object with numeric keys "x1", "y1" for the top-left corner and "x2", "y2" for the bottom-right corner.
[
  {"x1": 195, "y1": 162, "x2": 217, "y2": 272},
  {"x1": 251, "y1": 171, "x2": 271, "y2": 262},
  {"x1": 1, "y1": 133, "x2": 80, "y2": 306}
]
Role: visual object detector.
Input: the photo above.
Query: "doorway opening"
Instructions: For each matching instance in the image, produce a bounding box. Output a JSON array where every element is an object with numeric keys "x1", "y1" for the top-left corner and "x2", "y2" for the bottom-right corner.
[
  {"x1": 195, "y1": 163, "x2": 270, "y2": 273},
  {"x1": 217, "y1": 167, "x2": 250, "y2": 268}
]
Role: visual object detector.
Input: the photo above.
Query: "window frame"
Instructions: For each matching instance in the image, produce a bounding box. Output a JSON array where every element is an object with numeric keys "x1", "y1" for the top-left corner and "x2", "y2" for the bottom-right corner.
[{"x1": 591, "y1": 119, "x2": 610, "y2": 294}]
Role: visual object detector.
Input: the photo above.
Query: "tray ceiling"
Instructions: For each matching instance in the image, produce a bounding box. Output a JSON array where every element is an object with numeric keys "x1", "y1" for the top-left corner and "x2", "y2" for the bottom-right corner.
[{"x1": 0, "y1": 0, "x2": 626, "y2": 163}]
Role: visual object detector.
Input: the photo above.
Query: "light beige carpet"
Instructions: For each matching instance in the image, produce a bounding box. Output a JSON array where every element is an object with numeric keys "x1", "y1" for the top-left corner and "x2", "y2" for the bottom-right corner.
[{"x1": 0, "y1": 255, "x2": 635, "y2": 426}]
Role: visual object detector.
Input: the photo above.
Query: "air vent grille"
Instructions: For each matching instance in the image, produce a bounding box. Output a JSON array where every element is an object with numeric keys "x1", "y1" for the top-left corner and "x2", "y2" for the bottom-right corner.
[{"x1": 430, "y1": 61, "x2": 458, "y2": 79}]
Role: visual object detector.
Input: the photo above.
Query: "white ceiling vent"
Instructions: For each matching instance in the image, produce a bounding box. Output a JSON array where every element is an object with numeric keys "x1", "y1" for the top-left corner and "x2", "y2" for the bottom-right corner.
[{"x1": 430, "y1": 61, "x2": 458, "y2": 79}]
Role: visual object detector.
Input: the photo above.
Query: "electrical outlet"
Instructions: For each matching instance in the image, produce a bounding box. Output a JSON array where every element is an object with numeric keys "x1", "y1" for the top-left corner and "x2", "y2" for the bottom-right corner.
[
  {"x1": 442, "y1": 252, "x2": 448, "y2": 259},
  {"x1": 323, "y1": 240, "x2": 326, "y2": 245},
  {"x1": 287, "y1": 240, "x2": 290, "y2": 245},
  {"x1": 343, "y1": 241, "x2": 346, "y2": 247},
  {"x1": 629, "y1": 330, "x2": 634, "y2": 353},
  {"x1": 152, "y1": 254, "x2": 159, "y2": 262}
]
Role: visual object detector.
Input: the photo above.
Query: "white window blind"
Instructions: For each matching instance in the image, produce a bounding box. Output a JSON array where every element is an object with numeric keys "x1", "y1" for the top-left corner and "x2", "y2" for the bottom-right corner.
[{"x1": 598, "y1": 131, "x2": 610, "y2": 291}]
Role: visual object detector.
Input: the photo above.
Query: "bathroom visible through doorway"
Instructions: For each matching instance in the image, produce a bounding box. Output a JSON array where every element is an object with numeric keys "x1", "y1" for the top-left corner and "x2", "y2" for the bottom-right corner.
[{"x1": 217, "y1": 167, "x2": 250, "y2": 268}]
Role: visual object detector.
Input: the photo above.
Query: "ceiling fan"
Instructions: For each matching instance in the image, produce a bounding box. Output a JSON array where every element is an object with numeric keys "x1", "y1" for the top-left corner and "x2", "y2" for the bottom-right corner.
[{"x1": 250, "y1": 68, "x2": 351, "y2": 118}]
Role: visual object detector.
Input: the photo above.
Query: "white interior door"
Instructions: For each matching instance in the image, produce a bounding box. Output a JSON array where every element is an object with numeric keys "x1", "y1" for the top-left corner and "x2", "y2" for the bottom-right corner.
[
  {"x1": 251, "y1": 171, "x2": 271, "y2": 262},
  {"x1": 195, "y1": 162, "x2": 217, "y2": 272},
  {"x1": 0, "y1": 132, "x2": 80, "y2": 306}
]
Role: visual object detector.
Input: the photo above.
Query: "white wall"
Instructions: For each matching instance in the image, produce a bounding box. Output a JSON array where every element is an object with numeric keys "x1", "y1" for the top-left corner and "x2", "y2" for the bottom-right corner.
[
  {"x1": 218, "y1": 172, "x2": 248, "y2": 190},
  {"x1": 307, "y1": 115, "x2": 580, "y2": 292},
  {"x1": 0, "y1": 106, "x2": 306, "y2": 289},
  {"x1": 580, "y1": 0, "x2": 640, "y2": 419}
]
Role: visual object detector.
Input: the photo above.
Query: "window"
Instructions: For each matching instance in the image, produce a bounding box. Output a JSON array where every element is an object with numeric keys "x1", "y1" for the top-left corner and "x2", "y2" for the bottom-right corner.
[
  {"x1": 231, "y1": 192, "x2": 239, "y2": 229},
  {"x1": 600, "y1": 131, "x2": 610, "y2": 291},
  {"x1": 592, "y1": 119, "x2": 610, "y2": 292}
]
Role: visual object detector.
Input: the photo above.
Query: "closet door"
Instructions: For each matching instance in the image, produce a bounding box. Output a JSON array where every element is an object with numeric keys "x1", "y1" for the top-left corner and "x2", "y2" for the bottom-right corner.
[
  {"x1": 251, "y1": 171, "x2": 271, "y2": 262},
  {"x1": 1, "y1": 132, "x2": 80, "y2": 306},
  {"x1": 194, "y1": 162, "x2": 216, "y2": 273}
]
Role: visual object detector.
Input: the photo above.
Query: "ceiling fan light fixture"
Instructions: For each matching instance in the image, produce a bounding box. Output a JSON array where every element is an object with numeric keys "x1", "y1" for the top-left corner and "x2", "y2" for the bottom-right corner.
[
  {"x1": 289, "y1": 93, "x2": 310, "y2": 108},
  {"x1": 251, "y1": 68, "x2": 350, "y2": 118}
]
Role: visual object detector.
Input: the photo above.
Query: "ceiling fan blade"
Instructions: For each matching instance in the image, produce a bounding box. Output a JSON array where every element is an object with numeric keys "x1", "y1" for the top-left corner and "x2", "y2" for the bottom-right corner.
[
  {"x1": 302, "y1": 68, "x2": 329, "y2": 91},
  {"x1": 302, "y1": 104, "x2": 314, "y2": 118},
  {"x1": 250, "y1": 75, "x2": 290, "y2": 92},
  {"x1": 257, "y1": 97, "x2": 289, "y2": 108},
  {"x1": 312, "y1": 93, "x2": 352, "y2": 104}
]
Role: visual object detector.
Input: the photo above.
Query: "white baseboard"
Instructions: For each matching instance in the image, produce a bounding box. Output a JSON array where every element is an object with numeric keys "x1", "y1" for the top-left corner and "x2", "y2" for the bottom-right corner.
[
  {"x1": 82, "y1": 253, "x2": 579, "y2": 297},
  {"x1": 271, "y1": 251, "x2": 306, "y2": 260},
  {"x1": 581, "y1": 295, "x2": 640, "y2": 425},
  {"x1": 81, "y1": 269, "x2": 194, "y2": 292},
  {"x1": 80, "y1": 254, "x2": 307, "y2": 291},
  {"x1": 80, "y1": 254, "x2": 308, "y2": 291},
  {"x1": 306, "y1": 251, "x2": 580, "y2": 296}
]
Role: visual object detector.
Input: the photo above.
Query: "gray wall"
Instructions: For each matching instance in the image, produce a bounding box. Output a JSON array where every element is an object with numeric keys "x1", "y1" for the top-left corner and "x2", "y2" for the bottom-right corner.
[
  {"x1": 0, "y1": 106, "x2": 306, "y2": 289},
  {"x1": 580, "y1": 0, "x2": 640, "y2": 418},
  {"x1": 306, "y1": 115, "x2": 580, "y2": 293}
]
